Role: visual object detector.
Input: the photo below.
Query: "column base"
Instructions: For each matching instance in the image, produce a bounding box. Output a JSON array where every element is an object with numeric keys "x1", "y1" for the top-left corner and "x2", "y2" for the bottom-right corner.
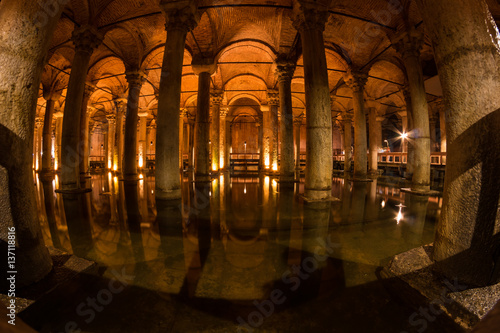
[
  {"x1": 121, "y1": 173, "x2": 140, "y2": 181},
  {"x1": 401, "y1": 187, "x2": 440, "y2": 196},
  {"x1": 55, "y1": 187, "x2": 92, "y2": 195},
  {"x1": 155, "y1": 188, "x2": 181, "y2": 200},
  {"x1": 39, "y1": 170, "x2": 55, "y2": 182},
  {"x1": 302, "y1": 189, "x2": 339, "y2": 203},
  {"x1": 194, "y1": 174, "x2": 211, "y2": 182},
  {"x1": 348, "y1": 177, "x2": 373, "y2": 183}
]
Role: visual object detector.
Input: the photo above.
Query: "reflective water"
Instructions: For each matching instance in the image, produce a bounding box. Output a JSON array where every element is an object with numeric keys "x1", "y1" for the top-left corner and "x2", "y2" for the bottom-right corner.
[{"x1": 34, "y1": 173, "x2": 444, "y2": 333}]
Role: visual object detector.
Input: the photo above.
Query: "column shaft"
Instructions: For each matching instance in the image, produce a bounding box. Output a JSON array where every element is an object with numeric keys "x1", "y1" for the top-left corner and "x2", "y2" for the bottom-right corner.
[
  {"x1": 42, "y1": 99, "x2": 56, "y2": 172},
  {"x1": 138, "y1": 114, "x2": 148, "y2": 169},
  {"x1": 107, "y1": 115, "x2": 116, "y2": 170},
  {"x1": 123, "y1": 72, "x2": 144, "y2": 178},
  {"x1": 294, "y1": 119, "x2": 301, "y2": 178},
  {"x1": 79, "y1": 88, "x2": 94, "y2": 178},
  {"x1": 194, "y1": 71, "x2": 211, "y2": 181},
  {"x1": 342, "y1": 117, "x2": 353, "y2": 174},
  {"x1": 276, "y1": 62, "x2": 295, "y2": 181}
]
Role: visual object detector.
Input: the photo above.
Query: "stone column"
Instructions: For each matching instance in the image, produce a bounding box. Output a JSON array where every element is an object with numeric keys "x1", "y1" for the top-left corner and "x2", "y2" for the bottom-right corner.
[
  {"x1": 0, "y1": 0, "x2": 63, "y2": 286},
  {"x1": 188, "y1": 115, "x2": 195, "y2": 170},
  {"x1": 344, "y1": 69, "x2": 369, "y2": 180},
  {"x1": 138, "y1": 111, "x2": 148, "y2": 170},
  {"x1": 106, "y1": 114, "x2": 116, "y2": 170},
  {"x1": 113, "y1": 99, "x2": 126, "y2": 172},
  {"x1": 276, "y1": 60, "x2": 296, "y2": 182},
  {"x1": 439, "y1": 106, "x2": 446, "y2": 152},
  {"x1": 393, "y1": 27, "x2": 431, "y2": 191},
  {"x1": 35, "y1": 117, "x2": 43, "y2": 171},
  {"x1": 402, "y1": 87, "x2": 415, "y2": 178},
  {"x1": 398, "y1": 110, "x2": 408, "y2": 153},
  {"x1": 292, "y1": 0, "x2": 333, "y2": 200},
  {"x1": 261, "y1": 105, "x2": 271, "y2": 170},
  {"x1": 416, "y1": 0, "x2": 500, "y2": 286},
  {"x1": 294, "y1": 117, "x2": 302, "y2": 179},
  {"x1": 123, "y1": 71, "x2": 145, "y2": 179},
  {"x1": 54, "y1": 110, "x2": 63, "y2": 171},
  {"x1": 368, "y1": 109, "x2": 382, "y2": 175},
  {"x1": 179, "y1": 109, "x2": 187, "y2": 170},
  {"x1": 156, "y1": 1, "x2": 198, "y2": 199},
  {"x1": 79, "y1": 86, "x2": 95, "y2": 179},
  {"x1": 193, "y1": 59, "x2": 216, "y2": 182},
  {"x1": 267, "y1": 90, "x2": 280, "y2": 173},
  {"x1": 41, "y1": 93, "x2": 60, "y2": 173},
  {"x1": 210, "y1": 91, "x2": 223, "y2": 173},
  {"x1": 429, "y1": 114, "x2": 437, "y2": 153},
  {"x1": 148, "y1": 120, "x2": 157, "y2": 158},
  {"x1": 257, "y1": 114, "x2": 264, "y2": 171},
  {"x1": 220, "y1": 107, "x2": 229, "y2": 171},
  {"x1": 60, "y1": 26, "x2": 103, "y2": 190},
  {"x1": 342, "y1": 113, "x2": 353, "y2": 175}
]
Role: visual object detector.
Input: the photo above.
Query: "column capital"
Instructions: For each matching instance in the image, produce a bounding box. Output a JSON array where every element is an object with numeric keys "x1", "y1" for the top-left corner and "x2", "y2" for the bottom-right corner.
[
  {"x1": 344, "y1": 69, "x2": 368, "y2": 92},
  {"x1": 35, "y1": 117, "x2": 44, "y2": 127},
  {"x1": 180, "y1": 109, "x2": 189, "y2": 118},
  {"x1": 106, "y1": 114, "x2": 116, "y2": 124},
  {"x1": 293, "y1": 117, "x2": 303, "y2": 126},
  {"x1": 391, "y1": 27, "x2": 423, "y2": 60},
  {"x1": 398, "y1": 110, "x2": 408, "y2": 118},
  {"x1": 192, "y1": 56, "x2": 217, "y2": 75},
  {"x1": 138, "y1": 110, "x2": 149, "y2": 118},
  {"x1": 83, "y1": 84, "x2": 96, "y2": 99},
  {"x1": 160, "y1": 0, "x2": 199, "y2": 32},
  {"x1": 292, "y1": 0, "x2": 331, "y2": 32},
  {"x1": 275, "y1": 58, "x2": 296, "y2": 82},
  {"x1": 210, "y1": 91, "x2": 224, "y2": 105},
  {"x1": 341, "y1": 112, "x2": 353, "y2": 123},
  {"x1": 376, "y1": 116, "x2": 385, "y2": 122},
  {"x1": 71, "y1": 25, "x2": 104, "y2": 55},
  {"x1": 125, "y1": 71, "x2": 146, "y2": 87},
  {"x1": 267, "y1": 89, "x2": 280, "y2": 106},
  {"x1": 114, "y1": 98, "x2": 127, "y2": 110},
  {"x1": 86, "y1": 106, "x2": 94, "y2": 116},
  {"x1": 220, "y1": 107, "x2": 229, "y2": 118}
]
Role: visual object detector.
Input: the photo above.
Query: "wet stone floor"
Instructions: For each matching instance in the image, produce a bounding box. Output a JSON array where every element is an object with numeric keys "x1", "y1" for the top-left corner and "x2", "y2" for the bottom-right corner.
[{"x1": 32, "y1": 172, "x2": 445, "y2": 333}]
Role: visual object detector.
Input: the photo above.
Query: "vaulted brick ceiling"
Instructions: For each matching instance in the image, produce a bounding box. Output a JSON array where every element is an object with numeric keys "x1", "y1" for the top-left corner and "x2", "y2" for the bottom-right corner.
[{"x1": 37, "y1": 0, "x2": 500, "y2": 123}]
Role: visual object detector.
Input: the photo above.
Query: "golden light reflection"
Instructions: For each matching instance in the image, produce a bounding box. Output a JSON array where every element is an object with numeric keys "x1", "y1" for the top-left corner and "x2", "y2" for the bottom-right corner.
[
  {"x1": 381, "y1": 200, "x2": 386, "y2": 208},
  {"x1": 395, "y1": 203, "x2": 405, "y2": 224},
  {"x1": 54, "y1": 160, "x2": 58, "y2": 171}
]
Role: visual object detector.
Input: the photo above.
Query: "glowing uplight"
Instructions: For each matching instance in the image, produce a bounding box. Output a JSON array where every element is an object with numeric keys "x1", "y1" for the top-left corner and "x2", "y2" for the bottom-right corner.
[
  {"x1": 220, "y1": 157, "x2": 224, "y2": 170},
  {"x1": 108, "y1": 161, "x2": 112, "y2": 169},
  {"x1": 139, "y1": 173, "x2": 144, "y2": 179},
  {"x1": 272, "y1": 162, "x2": 278, "y2": 172},
  {"x1": 212, "y1": 163, "x2": 217, "y2": 172},
  {"x1": 265, "y1": 155, "x2": 270, "y2": 168},
  {"x1": 138, "y1": 156, "x2": 144, "y2": 168},
  {"x1": 54, "y1": 160, "x2": 58, "y2": 171},
  {"x1": 244, "y1": 184, "x2": 247, "y2": 194},
  {"x1": 113, "y1": 164, "x2": 117, "y2": 171},
  {"x1": 381, "y1": 200, "x2": 386, "y2": 208}
]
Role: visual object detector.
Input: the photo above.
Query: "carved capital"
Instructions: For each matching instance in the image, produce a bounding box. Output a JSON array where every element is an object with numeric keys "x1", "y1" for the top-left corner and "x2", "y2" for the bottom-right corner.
[
  {"x1": 341, "y1": 112, "x2": 353, "y2": 123},
  {"x1": 292, "y1": 0, "x2": 330, "y2": 32},
  {"x1": 106, "y1": 114, "x2": 116, "y2": 124},
  {"x1": 210, "y1": 91, "x2": 224, "y2": 106},
  {"x1": 180, "y1": 109, "x2": 189, "y2": 118},
  {"x1": 344, "y1": 69, "x2": 368, "y2": 93},
  {"x1": 275, "y1": 59, "x2": 296, "y2": 82},
  {"x1": 220, "y1": 107, "x2": 229, "y2": 118},
  {"x1": 35, "y1": 117, "x2": 44, "y2": 127},
  {"x1": 125, "y1": 71, "x2": 146, "y2": 87},
  {"x1": 293, "y1": 117, "x2": 302, "y2": 126},
  {"x1": 267, "y1": 89, "x2": 280, "y2": 106},
  {"x1": 83, "y1": 85, "x2": 96, "y2": 99},
  {"x1": 376, "y1": 116, "x2": 385, "y2": 122},
  {"x1": 114, "y1": 98, "x2": 127, "y2": 112},
  {"x1": 160, "y1": 0, "x2": 199, "y2": 32},
  {"x1": 392, "y1": 27, "x2": 423, "y2": 60},
  {"x1": 72, "y1": 25, "x2": 103, "y2": 55}
]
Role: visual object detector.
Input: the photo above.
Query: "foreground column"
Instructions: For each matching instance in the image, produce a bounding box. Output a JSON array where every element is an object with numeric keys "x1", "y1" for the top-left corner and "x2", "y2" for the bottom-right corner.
[
  {"x1": 60, "y1": 26, "x2": 103, "y2": 190},
  {"x1": 276, "y1": 60, "x2": 296, "y2": 182},
  {"x1": 368, "y1": 108, "x2": 382, "y2": 175},
  {"x1": 79, "y1": 86, "x2": 95, "y2": 180},
  {"x1": 0, "y1": 0, "x2": 63, "y2": 286},
  {"x1": 123, "y1": 71, "x2": 145, "y2": 179},
  {"x1": 294, "y1": 117, "x2": 302, "y2": 179},
  {"x1": 342, "y1": 113, "x2": 353, "y2": 175},
  {"x1": 193, "y1": 59, "x2": 216, "y2": 181},
  {"x1": 393, "y1": 27, "x2": 431, "y2": 191},
  {"x1": 344, "y1": 69, "x2": 369, "y2": 180},
  {"x1": 292, "y1": 0, "x2": 333, "y2": 200},
  {"x1": 416, "y1": 0, "x2": 500, "y2": 286},
  {"x1": 267, "y1": 90, "x2": 280, "y2": 173},
  {"x1": 402, "y1": 87, "x2": 415, "y2": 178},
  {"x1": 156, "y1": 1, "x2": 198, "y2": 199},
  {"x1": 210, "y1": 91, "x2": 223, "y2": 173}
]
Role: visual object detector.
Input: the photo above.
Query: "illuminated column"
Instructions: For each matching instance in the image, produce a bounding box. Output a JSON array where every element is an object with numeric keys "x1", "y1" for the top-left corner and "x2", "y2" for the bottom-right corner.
[
  {"x1": 178, "y1": 109, "x2": 186, "y2": 170},
  {"x1": 35, "y1": 117, "x2": 43, "y2": 171},
  {"x1": 192, "y1": 59, "x2": 216, "y2": 182},
  {"x1": 341, "y1": 113, "x2": 353, "y2": 175},
  {"x1": 79, "y1": 86, "x2": 95, "y2": 179},
  {"x1": 113, "y1": 99, "x2": 126, "y2": 172},
  {"x1": 294, "y1": 117, "x2": 302, "y2": 178},
  {"x1": 292, "y1": 0, "x2": 333, "y2": 200},
  {"x1": 210, "y1": 91, "x2": 223, "y2": 173},
  {"x1": 368, "y1": 108, "x2": 382, "y2": 175},
  {"x1": 60, "y1": 26, "x2": 103, "y2": 190},
  {"x1": 123, "y1": 71, "x2": 146, "y2": 179},
  {"x1": 148, "y1": 120, "x2": 157, "y2": 158},
  {"x1": 276, "y1": 60, "x2": 296, "y2": 182},
  {"x1": 188, "y1": 115, "x2": 195, "y2": 170},
  {"x1": 416, "y1": 0, "x2": 500, "y2": 285},
  {"x1": 402, "y1": 87, "x2": 415, "y2": 178},
  {"x1": 344, "y1": 69, "x2": 369, "y2": 180},
  {"x1": 398, "y1": 110, "x2": 408, "y2": 153},
  {"x1": 106, "y1": 114, "x2": 116, "y2": 170},
  {"x1": 393, "y1": 27, "x2": 431, "y2": 191},
  {"x1": 156, "y1": 1, "x2": 198, "y2": 199},
  {"x1": 41, "y1": 93, "x2": 60, "y2": 173},
  {"x1": 267, "y1": 90, "x2": 279, "y2": 173},
  {"x1": 429, "y1": 114, "x2": 437, "y2": 152},
  {"x1": 220, "y1": 107, "x2": 229, "y2": 170},
  {"x1": 439, "y1": 105, "x2": 446, "y2": 152},
  {"x1": 257, "y1": 114, "x2": 264, "y2": 171},
  {"x1": 138, "y1": 111, "x2": 148, "y2": 170},
  {"x1": 262, "y1": 105, "x2": 271, "y2": 170},
  {"x1": 54, "y1": 110, "x2": 63, "y2": 171}
]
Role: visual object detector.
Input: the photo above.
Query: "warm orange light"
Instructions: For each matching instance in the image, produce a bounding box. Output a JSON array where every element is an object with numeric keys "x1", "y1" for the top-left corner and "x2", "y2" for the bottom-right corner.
[
  {"x1": 272, "y1": 163, "x2": 278, "y2": 172},
  {"x1": 138, "y1": 156, "x2": 144, "y2": 168},
  {"x1": 265, "y1": 156, "x2": 270, "y2": 168}
]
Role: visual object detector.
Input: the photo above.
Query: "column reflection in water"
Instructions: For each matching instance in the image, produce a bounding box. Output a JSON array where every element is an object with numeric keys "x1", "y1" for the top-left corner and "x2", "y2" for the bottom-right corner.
[
  {"x1": 123, "y1": 180, "x2": 145, "y2": 265},
  {"x1": 402, "y1": 193, "x2": 429, "y2": 248},
  {"x1": 40, "y1": 176, "x2": 63, "y2": 249},
  {"x1": 61, "y1": 190, "x2": 94, "y2": 258},
  {"x1": 349, "y1": 182, "x2": 368, "y2": 224}
]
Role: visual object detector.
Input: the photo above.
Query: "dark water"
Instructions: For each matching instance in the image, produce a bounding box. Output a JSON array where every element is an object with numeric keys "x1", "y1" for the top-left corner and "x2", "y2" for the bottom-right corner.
[{"x1": 33, "y1": 172, "x2": 444, "y2": 333}]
